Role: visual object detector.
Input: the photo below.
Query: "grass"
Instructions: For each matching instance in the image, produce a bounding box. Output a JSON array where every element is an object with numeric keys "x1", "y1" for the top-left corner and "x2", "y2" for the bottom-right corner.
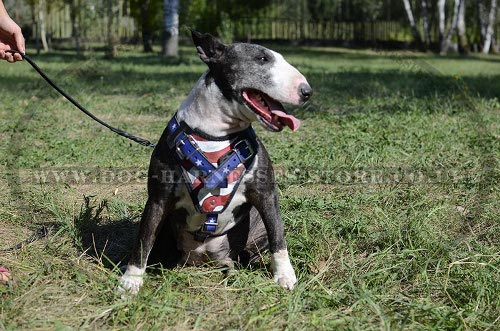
[{"x1": 0, "y1": 43, "x2": 499, "y2": 330}]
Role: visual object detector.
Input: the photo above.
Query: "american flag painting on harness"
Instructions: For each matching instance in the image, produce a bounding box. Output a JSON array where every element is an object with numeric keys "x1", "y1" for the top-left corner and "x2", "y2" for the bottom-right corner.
[{"x1": 178, "y1": 132, "x2": 254, "y2": 214}]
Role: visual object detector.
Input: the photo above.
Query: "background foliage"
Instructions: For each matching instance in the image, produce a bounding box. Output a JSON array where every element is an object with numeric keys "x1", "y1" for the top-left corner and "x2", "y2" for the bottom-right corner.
[{"x1": 3, "y1": 0, "x2": 498, "y2": 54}]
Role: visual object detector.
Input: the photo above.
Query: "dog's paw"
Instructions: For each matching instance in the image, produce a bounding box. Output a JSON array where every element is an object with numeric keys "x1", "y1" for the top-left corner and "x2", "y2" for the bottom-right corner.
[
  {"x1": 273, "y1": 270, "x2": 297, "y2": 290},
  {"x1": 117, "y1": 266, "x2": 145, "y2": 296},
  {"x1": 271, "y1": 250, "x2": 297, "y2": 290}
]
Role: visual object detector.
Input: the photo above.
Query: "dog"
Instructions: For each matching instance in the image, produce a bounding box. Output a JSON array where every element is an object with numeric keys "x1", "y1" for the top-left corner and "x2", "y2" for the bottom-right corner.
[{"x1": 119, "y1": 31, "x2": 312, "y2": 294}]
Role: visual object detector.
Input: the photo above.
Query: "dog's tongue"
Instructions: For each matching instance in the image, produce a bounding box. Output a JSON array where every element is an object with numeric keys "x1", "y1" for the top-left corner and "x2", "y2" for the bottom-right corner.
[
  {"x1": 262, "y1": 95, "x2": 301, "y2": 131},
  {"x1": 271, "y1": 110, "x2": 301, "y2": 131}
]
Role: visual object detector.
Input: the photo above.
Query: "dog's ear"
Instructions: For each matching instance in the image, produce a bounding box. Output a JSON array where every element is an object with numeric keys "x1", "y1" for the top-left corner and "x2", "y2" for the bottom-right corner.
[{"x1": 191, "y1": 30, "x2": 226, "y2": 64}]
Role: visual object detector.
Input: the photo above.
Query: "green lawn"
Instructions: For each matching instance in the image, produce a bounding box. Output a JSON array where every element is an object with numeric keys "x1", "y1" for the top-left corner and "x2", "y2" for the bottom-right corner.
[{"x1": 0, "y1": 44, "x2": 499, "y2": 330}]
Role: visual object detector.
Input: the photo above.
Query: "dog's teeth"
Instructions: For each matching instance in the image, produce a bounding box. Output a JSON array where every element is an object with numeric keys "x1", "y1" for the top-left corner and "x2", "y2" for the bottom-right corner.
[{"x1": 256, "y1": 95, "x2": 268, "y2": 108}]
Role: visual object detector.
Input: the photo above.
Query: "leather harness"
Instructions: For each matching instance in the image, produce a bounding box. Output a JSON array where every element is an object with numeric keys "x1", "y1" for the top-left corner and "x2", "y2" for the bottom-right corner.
[{"x1": 165, "y1": 115, "x2": 258, "y2": 241}]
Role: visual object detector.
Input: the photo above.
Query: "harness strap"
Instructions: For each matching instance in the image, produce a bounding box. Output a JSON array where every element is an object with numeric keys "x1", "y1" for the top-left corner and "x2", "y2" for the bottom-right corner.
[
  {"x1": 174, "y1": 133, "x2": 216, "y2": 177},
  {"x1": 167, "y1": 117, "x2": 228, "y2": 187},
  {"x1": 204, "y1": 137, "x2": 255, "y2": 189},
  {"x1": 167, "y1": 116, "x2": 257, "y2": 190}
]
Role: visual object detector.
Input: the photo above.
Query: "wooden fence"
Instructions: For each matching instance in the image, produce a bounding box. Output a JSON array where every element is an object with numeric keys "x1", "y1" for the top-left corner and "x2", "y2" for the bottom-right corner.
[
  {"x1": 36, "y1": 3, "x2": 136, "y2": 42},
  {"x1": 231, "y1": 18, "x2": 411, "y2": 42},
  {"x1": 231, "y1": 17, "x2": 500, "y2": 47}
]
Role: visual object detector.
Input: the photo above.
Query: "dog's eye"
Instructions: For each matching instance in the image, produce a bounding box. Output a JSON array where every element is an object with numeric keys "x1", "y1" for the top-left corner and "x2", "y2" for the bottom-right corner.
[{"x1": 257, "y1": 56, "x2": 269, "y2": 63}]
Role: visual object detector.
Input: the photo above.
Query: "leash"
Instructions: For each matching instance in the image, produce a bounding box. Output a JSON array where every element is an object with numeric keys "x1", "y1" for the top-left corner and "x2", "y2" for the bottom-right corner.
[
  {"x1": 5, "y1": 50, "x2": 156, "y2": 148},
  {"x1": 0, "y1": 225, "x2": 49, "y2": 254}
]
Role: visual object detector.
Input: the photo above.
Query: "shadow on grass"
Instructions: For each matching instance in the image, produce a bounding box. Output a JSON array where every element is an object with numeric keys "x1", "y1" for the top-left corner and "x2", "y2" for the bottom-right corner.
[
  {"x1": 26, "y1": 47, "x2": 200, "y2": 66},
  {"x1": 267, "y1": 44, "x2": 500, "y2": 63},
  {"x1": 73, "y1": 196, "x2": 181, "y2": 271},
  {"x1": 72, "y1": 197, "x2": 266, "y2": 275},
  {"x1": 3, "y1": 69, "x2": 202, "y2": 99},
  {"x1": 4, "y1": 50, "x2": 498, "y2": 108},
  {"x1": 73, "y1": 196, "x2": 138, "y2": 268}
]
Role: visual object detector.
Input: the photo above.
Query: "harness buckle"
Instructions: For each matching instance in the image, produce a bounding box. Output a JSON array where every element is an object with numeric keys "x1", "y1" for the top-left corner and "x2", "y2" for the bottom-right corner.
[
  {"x1": 175, "y1": 134, "x2": 198, "y2": 160},
  {"x1": 201, "y1": 214, "x2": 218, "y2": 233},
  {"x1": 191, "y1": 214, "x2": 219, "y2": 242},
  {"x1": 233, "y1": 139, "x2": 254, "y2": 163}
]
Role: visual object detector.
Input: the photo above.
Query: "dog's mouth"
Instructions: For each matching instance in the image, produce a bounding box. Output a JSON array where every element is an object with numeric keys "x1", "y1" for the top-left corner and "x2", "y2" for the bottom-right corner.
[{"x1": 242, "y1": 89, "x2": 301, "y2": 132}]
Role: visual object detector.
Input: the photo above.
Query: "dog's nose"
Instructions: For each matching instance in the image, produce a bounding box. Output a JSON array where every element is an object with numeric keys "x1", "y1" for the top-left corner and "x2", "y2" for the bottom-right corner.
[{"x1": 299, "y1": 83, "x2": 313, "y2": 102}]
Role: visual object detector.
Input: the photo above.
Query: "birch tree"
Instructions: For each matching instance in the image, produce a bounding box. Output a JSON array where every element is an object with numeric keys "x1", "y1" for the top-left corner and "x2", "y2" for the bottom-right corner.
[
  {"x1": 438, "y1": 0, "x2": 446, "y2": 45},
  {"x1": 38, "y1": 0, "x2": 48, "y2": 51},
  {"x1": 457, "y1": 0, "x2": 469, "y2": 53},
  {"x1": 482, "y1": 0, "x2": 498, "y2": 53},
  {"x1": 440, "y1": 0, "x2": 463, "y2": 54},
  {"x1": 402, "y1": 0, "x2": 423, "y2": 47},
  {"x1": 68, "y1": 0, "x2": 82, "y2": 56},
  {"x1": 476, "y1": 0, "x2": 486, "y2": 45},
  {"x1": 161, "y1": 0, "x2": 178, "y2": 57},
  {"x1": 421, "y1": 0, "x2": 431, "y2": 48},
  {"x1": 105, "y1": 0, "x2": 117, "y2": 58}
]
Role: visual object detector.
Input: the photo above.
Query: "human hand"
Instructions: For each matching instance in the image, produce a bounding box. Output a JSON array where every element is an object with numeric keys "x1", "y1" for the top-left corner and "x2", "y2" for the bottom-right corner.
[{"x1": 0, "y1": 9, "x2": 25, "y2": 62}]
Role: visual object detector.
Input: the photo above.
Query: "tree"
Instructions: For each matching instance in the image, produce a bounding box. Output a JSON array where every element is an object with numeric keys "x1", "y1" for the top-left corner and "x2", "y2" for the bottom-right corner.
[
  {"x1": 161, "y1": 0, "x2": 178, "y2": 57},
  {"x1": 438, "y1": 0, "x2": 447, "y2": 45},
  {"x1": 482, "y1": 0, "x2": 498, "y2": 53},
  {"x1": 421, "y1": 0, "x2": 431, "y2": 48},
  {"x1": 140, "y1": 0, "x2": 153, "y2": 52},
  {"x1": 38, "y1": 0, "x2": 49, "y2": 51},
  {"x1": 129, "y1": 0, "x2": 162, "y2": 52},
  {"x1": 183, "y1": 0, "x2": 272, "y2": 40},
  {"x1": 307, "y1": 0, "x2": 341, "y2": 22},
  {"x1": 105, "y1": 0, "x2": 117, "y2": 58},
  {"x1": 440, "y1": 0, "x2": 463, "y2": 54},
  {"x1": 457, "y1": 0, "x2": 469, "y2": 53},
  {"x1": 476, "y1": 0, "x2": 487, "y2": 46},
  {"x1": 68, "y1": 0, "x2": 82, "y2": 56},
  {"x1": 402, "y1": 0, "x2": 423, "y2": 47}
]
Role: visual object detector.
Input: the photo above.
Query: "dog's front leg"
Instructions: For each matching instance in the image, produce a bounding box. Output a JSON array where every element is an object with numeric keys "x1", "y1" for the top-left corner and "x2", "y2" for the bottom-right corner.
[
  {"x1": 119, "y1": 197, "x2": 167, "y2": 294},
  {"x1": 256, "y1": 189, "x2": 297, "y2": 290}
]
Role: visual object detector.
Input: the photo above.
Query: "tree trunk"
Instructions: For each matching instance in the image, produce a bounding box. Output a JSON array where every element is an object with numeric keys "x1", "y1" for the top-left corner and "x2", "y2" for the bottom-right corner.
[
  {"x1": 441, "y1": 0, "x2": 462, "y2": 54},
  {"x1": 476, "y1": 0, "x2": 486, "y2": 46},
  {"x1": 46, "y1": 1, "x2": 53, "y2": 51},
  {"x1": 438, "y1": 0, "x2": 446, "y2": 45},
  {"x1": 482, "y1": 0, "x2": 498, "y2": 53},
  {"x1": 38, "y1": 0, "x2": 49, "y2": 52},
  {"x1": 140, "y1": 0, "x2": 153, "y2": 52},
  {"x1": 402, "y1": 0, "x2": 423, "y2": 47},
  {"x1": 457, "y1": 0, "x2": 469, "y2": 53},
  {"x1": 69, "y1": 0, "x2": 82, "y2": 56},
  {"x1": 161, "y1": 0, "x2": 179, "y2": 57},
  {"x1": 30, "y1": 2, "x2": 40, "y2": 55},
  {"x1": 421, "y1": 0, "x2": 431, "y2": 48},
  {"x1": 105, "y1": 0, "x2": 117, "y2": 59}
]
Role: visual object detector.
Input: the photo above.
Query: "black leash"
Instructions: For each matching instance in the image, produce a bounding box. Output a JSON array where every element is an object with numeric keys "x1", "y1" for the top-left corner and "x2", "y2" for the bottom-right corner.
[
  {"x1": 0, "y1": 225, "x2": 49, "y2": 254},
  {"x1": 6, "y1": 50, "x2": 156, "y2": 148}
]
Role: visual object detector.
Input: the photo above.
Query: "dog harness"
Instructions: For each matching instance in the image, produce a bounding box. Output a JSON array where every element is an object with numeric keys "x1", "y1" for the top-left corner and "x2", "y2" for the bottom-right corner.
[{"x1": 166, "y1": 115, "x2": 258, "y2": 241}]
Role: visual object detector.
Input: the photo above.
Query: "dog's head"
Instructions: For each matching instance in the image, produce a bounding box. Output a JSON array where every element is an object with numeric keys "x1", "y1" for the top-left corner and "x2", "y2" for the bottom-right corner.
[{"x1": 192, "y1": 31, "x2": 312, "y2": 132}]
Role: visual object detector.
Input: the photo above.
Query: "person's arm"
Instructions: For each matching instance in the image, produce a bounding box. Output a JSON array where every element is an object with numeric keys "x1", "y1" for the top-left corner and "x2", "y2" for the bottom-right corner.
[{"x1": 0, "y1": 0, "x2": 25, "y2": 62}]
